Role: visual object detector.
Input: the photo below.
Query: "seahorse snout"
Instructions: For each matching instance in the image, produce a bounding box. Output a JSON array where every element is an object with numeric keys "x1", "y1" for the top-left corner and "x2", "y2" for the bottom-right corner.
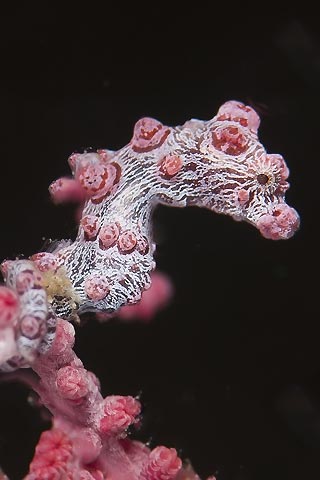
[{"x1": 256, "y1": 204, "x2": 300, "y2": 240}]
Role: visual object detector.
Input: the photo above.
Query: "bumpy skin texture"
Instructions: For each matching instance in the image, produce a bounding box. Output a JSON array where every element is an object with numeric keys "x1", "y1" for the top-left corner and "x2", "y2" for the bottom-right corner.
[
  {"x1": 49, "y1": 100, "x2": 299, "y2": 317},
  {"x1": 0, "y1": 101, "x2": 299, "y2": 479}
]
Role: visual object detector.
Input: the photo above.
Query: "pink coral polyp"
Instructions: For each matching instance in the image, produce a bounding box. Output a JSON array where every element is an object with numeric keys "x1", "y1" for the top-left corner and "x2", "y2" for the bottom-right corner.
[
  {"x1": 28, "y1": 429, "x2": 73, "y2": 478},
  {"x1": 100, "y1": 395, "x2": 141, "y2": 436},
  {"x1": 141, "y1": 446, "x2": 182, "y2": 480},
  {"x1": 56, "y1": 365, "x2": 89, "y2": 401},
  {"x1": 0, "y1": 286, "x2": 19, "y2": 327}
]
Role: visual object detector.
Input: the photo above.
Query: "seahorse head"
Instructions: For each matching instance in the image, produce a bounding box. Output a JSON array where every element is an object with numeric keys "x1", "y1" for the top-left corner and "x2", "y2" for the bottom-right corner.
[{"x1": 181, "y1": 101, "x2": 300, "y2": 240}]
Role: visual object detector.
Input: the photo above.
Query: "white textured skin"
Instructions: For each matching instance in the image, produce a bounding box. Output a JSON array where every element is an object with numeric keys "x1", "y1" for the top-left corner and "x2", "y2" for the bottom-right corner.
[
  {"x1": 52, "y1": 101, "x2": 299, "y2": 315},
  {"x1": 0, "y1": 101, "x2": 300, "y2": 370}
]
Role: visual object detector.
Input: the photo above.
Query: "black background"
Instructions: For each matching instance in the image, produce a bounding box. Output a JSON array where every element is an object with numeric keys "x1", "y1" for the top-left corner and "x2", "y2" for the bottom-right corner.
[{"x1": 0, "y1": 4, "x2": 319, "y2": 479}]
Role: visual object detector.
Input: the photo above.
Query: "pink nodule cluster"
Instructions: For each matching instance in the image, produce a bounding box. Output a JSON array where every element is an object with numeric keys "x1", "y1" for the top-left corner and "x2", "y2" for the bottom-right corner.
[{"x1": 0, "y1": 101, "x2": 299, "y2": 479}]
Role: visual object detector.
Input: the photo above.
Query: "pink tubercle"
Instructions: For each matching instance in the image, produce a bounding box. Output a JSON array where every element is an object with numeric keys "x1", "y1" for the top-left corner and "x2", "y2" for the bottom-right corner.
[
  {"x1": 131, "y1": 117, "x2": 170, "y2": 153},
  {"x1": 76, "y1": 162, "x2": 117, "y2": 203},
  {"x1": 84, "y1": 275, "x2": 110, "y2": 300},
  {"x1": 257, "y1": 204, "x2": 300, "y2": 240},
  {"x1": 56, "y1": 365, "x2": 89, "y2": 401},
  {"x1": 80, "y1": 215, "x2": 100, "y2": 240},
  {"x1": 15, "y1": 269, "x2": 42, "y2": 294},
  {"x1": 118, "y1": 230, "x2": 137, "y2": 253},
  {"x1": 158, "y1": 154, "x2": 183, "y2": 178},
  {"x1": 99, "y1": 222, "x2": 120, "y2": 249},
  {"x1": 141, "y1": 446, "x2": 182, "y2": 480},
  {"x1": 49, "y1": 177, "x2": 87, "y2": 204},
  {"x1": 217, "y1": 100, "x2": 261, "y2": 133},
  {"x1": 0, "y1": 286, "x2": 20, "y2": 327},
  {"x1": 103, "y1": 395, "x2": 141, "y2": 417},
  {"x1": 91, "y1": 163, "x2": 121, "y2": 204},
  {"x1": 20, "y1": 315, "x2": 41, "y2": 339},
  {"x1": 212, "y1": 125, "x2": 248, "y2": 156},
  {"x1": 31, "y1": 252, "x2": 58, "y2": 272}
]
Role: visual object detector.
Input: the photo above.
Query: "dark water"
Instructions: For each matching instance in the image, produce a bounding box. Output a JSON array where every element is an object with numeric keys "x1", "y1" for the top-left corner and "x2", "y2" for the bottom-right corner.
[{"x1": 0, "y1": 5, "x2": 318, "y2": 479}]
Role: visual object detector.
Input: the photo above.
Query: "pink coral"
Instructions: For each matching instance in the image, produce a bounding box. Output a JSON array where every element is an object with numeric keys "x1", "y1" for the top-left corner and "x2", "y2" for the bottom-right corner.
[{"x1": 0, "y1": 287, "x2": 19, "y2": 328}]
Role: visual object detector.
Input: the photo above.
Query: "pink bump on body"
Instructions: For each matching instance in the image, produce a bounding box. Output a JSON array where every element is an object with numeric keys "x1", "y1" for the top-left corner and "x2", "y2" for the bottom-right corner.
[
  {"x1": 211, "y1": 125, "x2": 248, "y2": 155},
  {"x1": 84, "y1": 275, "x2": 110, "y2": 300},
  {"x1": 257, "y1": 204, "x2": 300, "y2": 240},
  {"x1": 158, "y1": 154, "x2": 183, "y2": 178},
  {"x1": 81, "y1": 215, "x2": 100, "y2": 240},
  {"x1": 118, "y1": 230, "x2": 137, "y2": 253},
  {"x1": 0, "y1": 286, "x2": 20, "y2": 327},
  {"x1": 131, "y1": 117, "x2": 170, "y2": 152},
  {"x1": 20, "y1": 315, "x2": 42, "y2": 339},
  {"x1": 77, "y1": 162, "x2": 117, "y2": 203},
  {"x1": 31, "y1": 252, "x2": 58, "y2": 272},
  {"x1": 15, "y1": 269, "x2": 42, "y2": 294},
  {"x1": 99, "y1": 222, "x2": 120, "y2": 249},
  {"x1": 217, "y1": 100, "x2": 261, "y2": 133}
]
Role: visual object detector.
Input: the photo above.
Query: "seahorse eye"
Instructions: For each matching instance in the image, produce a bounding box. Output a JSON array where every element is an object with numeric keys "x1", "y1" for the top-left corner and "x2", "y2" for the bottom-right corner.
[{"x1": 257, "y1": 173, "x2": 269, "y2": 185}]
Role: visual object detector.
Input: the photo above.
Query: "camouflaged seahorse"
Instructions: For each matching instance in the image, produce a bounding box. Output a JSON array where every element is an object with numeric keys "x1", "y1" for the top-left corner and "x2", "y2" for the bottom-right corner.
[
  {"x1": 46, "y1": 100, "x2": 299, "y2": 316},
  {"x1": 0, "y1": 100, "x2": 300, "y2": 369}
]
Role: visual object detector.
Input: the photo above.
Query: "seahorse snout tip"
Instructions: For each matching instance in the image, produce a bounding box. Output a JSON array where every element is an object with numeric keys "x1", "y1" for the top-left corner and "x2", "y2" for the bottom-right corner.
[{"x1": 256, "y1": 204, "x2": 300, "y2": 240}]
